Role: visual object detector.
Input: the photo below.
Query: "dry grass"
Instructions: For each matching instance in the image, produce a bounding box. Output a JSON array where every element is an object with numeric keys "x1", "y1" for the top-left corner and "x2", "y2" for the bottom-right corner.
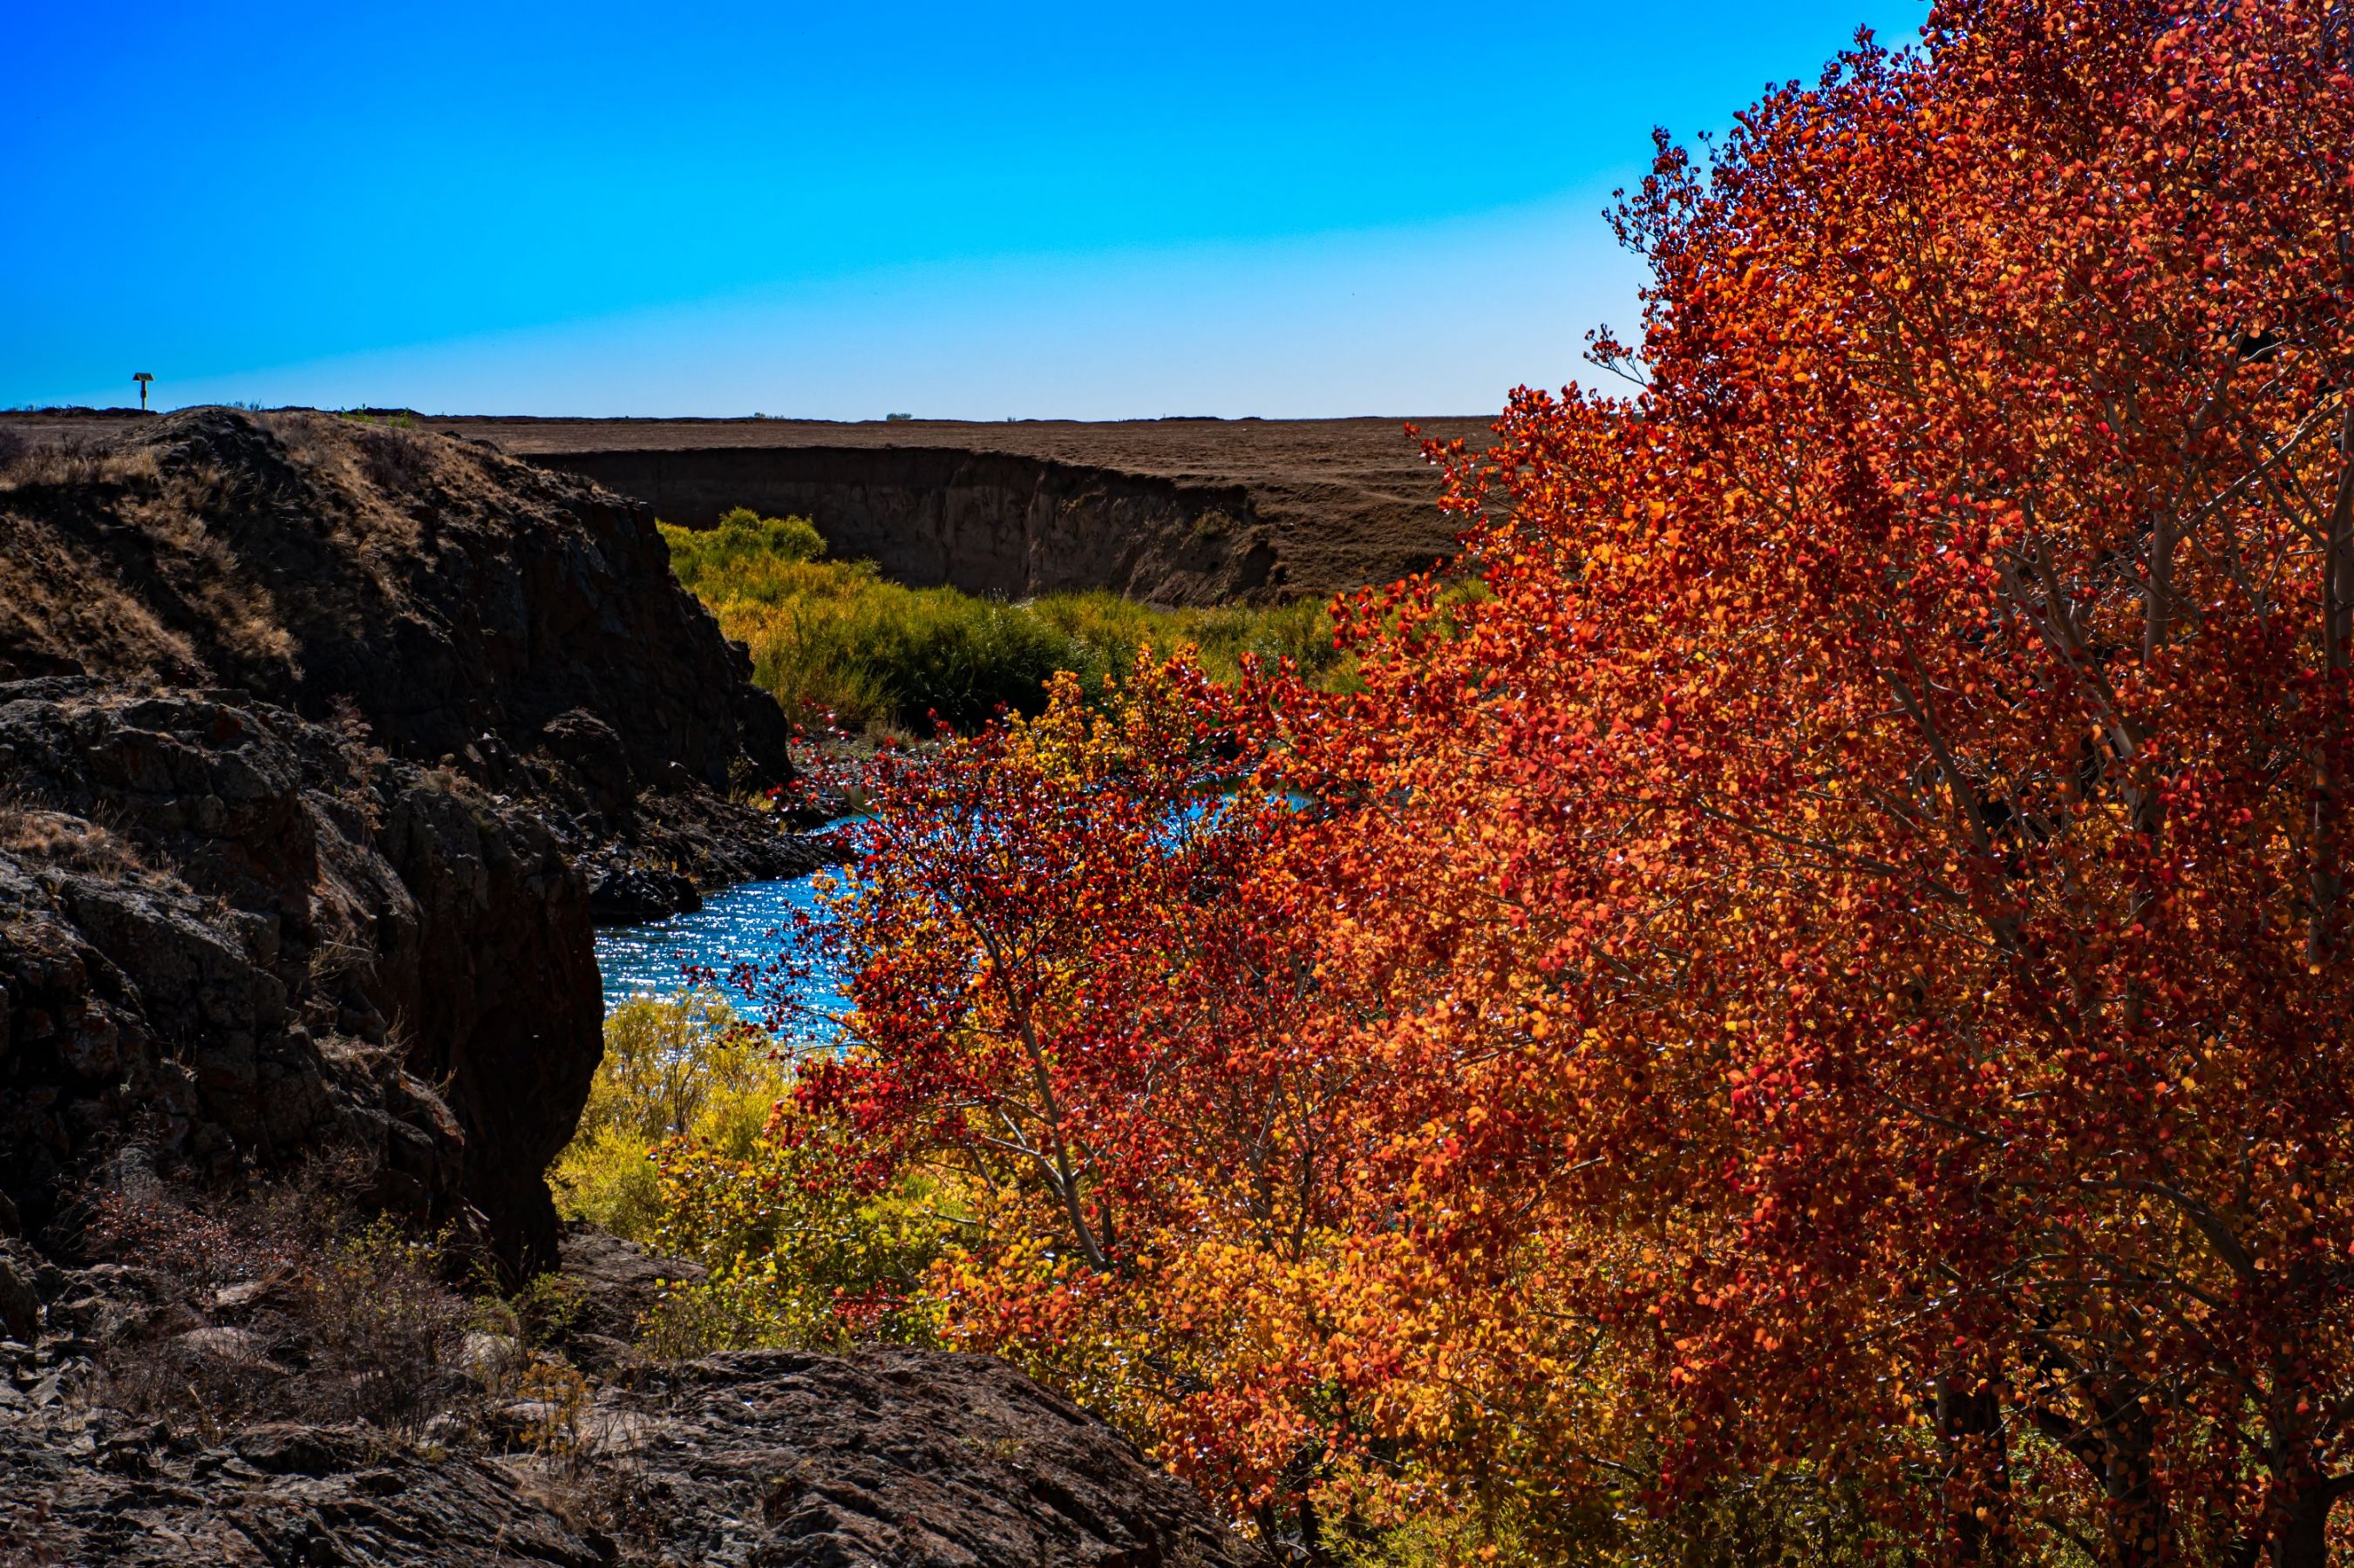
[
  {"x1": 257, "y1": 411, "x2": 431, "y2": 558},
  {"x1": 77, "y1": 1178, "x2": 480, "y2": 1441},
  {"x1": 0, "y1": 432, "x2": 160, "y2": 493},
  {"x1": 0, "y1": 433, "x2": 263, "y2": 685},
  {"x1": 353, "y1": 424, "x2": 439, "y2": 494},
  {"x1": 47, "y1": 1167, "x2": 696, "y2": 1558},
  {"x1": 0, "y1": 801, "x2": 150, "y2": 882},
  {"x1": 68, "y1": 1166, "x2": 659, "y2": 1493}
]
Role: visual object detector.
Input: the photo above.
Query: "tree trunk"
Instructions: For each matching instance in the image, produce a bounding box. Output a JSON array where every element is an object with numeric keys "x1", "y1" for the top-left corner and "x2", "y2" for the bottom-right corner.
[
  {"x1": 2258, "y1": 1447, "x2": 2346, "y2": 1568},
  {"x1": 2268, "y1": 1490, "x2": 2331, "y2": 1568},
  {"x1": 2099, "y1": 1424, "x2": 2174, "y2": 1568},
  {"x1": 1936, "y1": 1375, "x2": 2011, "y2": 1563},
  {"x1": 2038, "y1": 1387, "x2": 2174, "y2": 1567}
]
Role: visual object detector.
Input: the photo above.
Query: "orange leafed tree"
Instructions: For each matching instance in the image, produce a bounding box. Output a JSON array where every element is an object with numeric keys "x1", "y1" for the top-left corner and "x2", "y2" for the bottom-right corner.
[
  {"x1": 714, "y1": 1, "x2": 2354, "y2": 1559},
  {"x1": 1291, "y1": 0, "x2": 2354, "y2": 1558},
  {"x1": 765, "y1": 659, "x2": 1404, "y2": 1535}
]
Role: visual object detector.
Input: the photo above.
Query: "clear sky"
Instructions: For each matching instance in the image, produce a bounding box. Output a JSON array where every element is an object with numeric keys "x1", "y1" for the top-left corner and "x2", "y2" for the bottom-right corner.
[{"x1": 5, "y1": 3, "x2": 1928, "y2": 419}]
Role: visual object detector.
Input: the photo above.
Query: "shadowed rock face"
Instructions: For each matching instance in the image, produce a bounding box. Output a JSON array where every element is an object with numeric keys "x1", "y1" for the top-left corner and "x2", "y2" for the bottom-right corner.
[
  {"x1": 541, "y1": 445, "x2": 1286, "y2": 605},
  {"x1": 0, "y1": 681, "x2": 595, "y2": 1276}
]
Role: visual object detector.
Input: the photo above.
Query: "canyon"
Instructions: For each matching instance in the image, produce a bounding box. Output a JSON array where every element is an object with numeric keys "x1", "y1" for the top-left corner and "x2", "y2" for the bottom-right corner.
[
  {"x1": 0, "y1": 408, "x2": 1251, "y2": 1565},
  {"x1": 422, "y1": 413, "x2": 1490, "y2": 605}
]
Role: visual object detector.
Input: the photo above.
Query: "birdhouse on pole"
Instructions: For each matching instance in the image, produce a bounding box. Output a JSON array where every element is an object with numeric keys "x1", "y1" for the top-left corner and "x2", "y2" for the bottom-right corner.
[{"x1": 133, "y1": 373, "x2": 154, "y2": 411}]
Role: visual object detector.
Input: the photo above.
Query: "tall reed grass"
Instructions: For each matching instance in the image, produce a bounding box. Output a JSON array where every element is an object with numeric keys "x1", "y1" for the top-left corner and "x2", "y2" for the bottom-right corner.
[{"x1": 662, "y1": 510, "x2": 1357, "y2": 732}]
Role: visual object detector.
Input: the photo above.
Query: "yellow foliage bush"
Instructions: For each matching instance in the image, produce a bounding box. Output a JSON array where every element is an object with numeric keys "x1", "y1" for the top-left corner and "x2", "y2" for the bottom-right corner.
[
  {"x1": 551, "y1": 987, "x2": 952, "y2": 1354},
  {"x1": 641, "y1": 1132, "x2": 955, "y2": 1357},
  {"x1": 548, "y1": 990, "x2": 782, "y2": 1245}
]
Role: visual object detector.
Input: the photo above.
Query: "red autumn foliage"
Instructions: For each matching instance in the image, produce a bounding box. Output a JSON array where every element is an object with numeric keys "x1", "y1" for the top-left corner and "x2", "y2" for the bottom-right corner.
[{"x1": 745, "y1": 2, "x2": 2354, "y2": 1559}]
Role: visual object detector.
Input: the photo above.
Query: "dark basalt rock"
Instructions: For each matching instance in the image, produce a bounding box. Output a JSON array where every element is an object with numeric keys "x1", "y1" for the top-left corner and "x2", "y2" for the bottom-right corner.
[
  {"x1": 0, "y1": 679, "x2": 594, "y2": 1276},
  {"x1": 0, "y1": 406, "x2": 847, "y2": 1276},
  {"x1": 0, "y1": 1355, "x2": 1250, "y2": 1567},
  {"x1": 0, "y1": 1404, "x2": 617, "y2": 1567},
  {"x1": 610, "y1": 1347, "x2": 1250, "y2": 1567},
  {"x1": 0, "y1": 1230, "x2": 1252, "y2": 1568},
  {"x1": 554, "y1": 1220, "x2": 704, "y2": 1346}
]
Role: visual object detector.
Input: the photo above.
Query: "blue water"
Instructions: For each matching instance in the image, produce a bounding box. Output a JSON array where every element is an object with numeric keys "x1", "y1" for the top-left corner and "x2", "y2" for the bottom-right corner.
[{"x1": 594, "y1": 870, "x2": 851, "y2": 1042}]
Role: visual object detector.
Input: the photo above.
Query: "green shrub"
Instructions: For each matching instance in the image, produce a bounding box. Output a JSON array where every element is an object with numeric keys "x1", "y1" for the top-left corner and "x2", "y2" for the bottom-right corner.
[
  {"x1": 726, "y1": 573, "x2": 1096, "y2": 732},
  {"x1": 1024, "y1": 589, "x2": 1355, "y2": 690},
  {"x1": 664, "y1": 508, "x2": 828, "y2": 597},
  {"x1": 659, "y1": 512, "x2": 1364, "y2": 733}
]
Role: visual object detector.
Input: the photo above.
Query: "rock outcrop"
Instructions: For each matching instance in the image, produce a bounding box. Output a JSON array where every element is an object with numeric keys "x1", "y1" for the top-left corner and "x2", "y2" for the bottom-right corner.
[
  {"x1": 0, "y1": 408, "x2": 825, "y2": 920},
  {"x1": 604, "y1": 1347, "x2": 1246, "y2": 1566},
  {"x1": 0, "y1": 679, "x2": 594, "y2": 1276},
  {"x1": 0, "y1": 1228, "x2": 1251, "y2": 1567}
]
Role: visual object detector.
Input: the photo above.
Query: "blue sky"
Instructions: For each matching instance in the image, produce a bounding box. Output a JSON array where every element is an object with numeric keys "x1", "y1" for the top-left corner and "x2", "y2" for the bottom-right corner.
[{"x1": 5, "y1": 3, "x2": 1927, "y2": 418}]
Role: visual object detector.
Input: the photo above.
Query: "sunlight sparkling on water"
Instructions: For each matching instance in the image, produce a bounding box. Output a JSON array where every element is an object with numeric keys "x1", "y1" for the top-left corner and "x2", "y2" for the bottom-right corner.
[{"x1": 593, "y1": 872, "x2": 852, "y2": 1038}]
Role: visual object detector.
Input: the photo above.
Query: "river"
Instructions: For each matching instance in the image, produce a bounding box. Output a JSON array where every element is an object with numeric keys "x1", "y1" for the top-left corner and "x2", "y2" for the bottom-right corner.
[{"x1": 594, "y1": 868, "x2": 851, "y2": 1039}]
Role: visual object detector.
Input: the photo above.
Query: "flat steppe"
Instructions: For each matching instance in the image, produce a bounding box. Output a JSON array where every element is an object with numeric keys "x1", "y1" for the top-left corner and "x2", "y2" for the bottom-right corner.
[{"x1": 419, "y1": 412, "x2": 1492, "y2": 472}]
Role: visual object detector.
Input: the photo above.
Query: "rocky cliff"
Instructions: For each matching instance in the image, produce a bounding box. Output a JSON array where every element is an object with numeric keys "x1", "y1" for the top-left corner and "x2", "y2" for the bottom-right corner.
[
  {"x1": 0, "y1": 680, "x2": 593, "y2": 1277},
  {"x1": 0, "y1": 410, "x2": 837, "y2": 1273},
  {"x1": 0, "y1": 409, "x2": 824, "y2": 919}
]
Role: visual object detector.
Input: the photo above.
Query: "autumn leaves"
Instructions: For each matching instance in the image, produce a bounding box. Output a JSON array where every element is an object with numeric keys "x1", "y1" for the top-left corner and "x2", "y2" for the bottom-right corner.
[{"x1": 670, "y1": 2, "x2": 2354, "y2": 1559}]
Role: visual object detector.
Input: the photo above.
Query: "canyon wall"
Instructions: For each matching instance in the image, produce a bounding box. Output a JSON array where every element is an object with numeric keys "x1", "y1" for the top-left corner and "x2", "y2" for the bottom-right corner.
[
  {"x1": 425, "y1": 412, "x2": 1485, "y2": 603},
  {"x1": 538, "y1": 445, "x2": 1284, "y2": 604}
]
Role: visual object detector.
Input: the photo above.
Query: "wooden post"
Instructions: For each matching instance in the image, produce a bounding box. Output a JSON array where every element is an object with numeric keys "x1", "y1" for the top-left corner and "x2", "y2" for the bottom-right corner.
[{"x1": 133, "y1": 372, "x2": 153, "y2": 411}]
